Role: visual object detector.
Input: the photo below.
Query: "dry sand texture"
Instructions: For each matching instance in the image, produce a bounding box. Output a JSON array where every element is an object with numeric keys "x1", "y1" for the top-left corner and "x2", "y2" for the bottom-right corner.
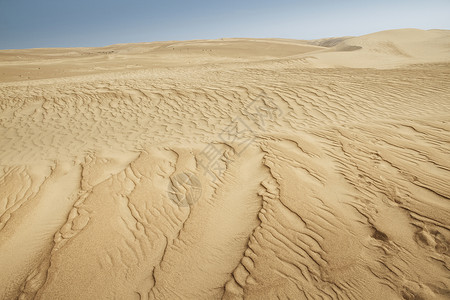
[{"x1": 0, "y1": 28, "x2": 450, "y2": 299}]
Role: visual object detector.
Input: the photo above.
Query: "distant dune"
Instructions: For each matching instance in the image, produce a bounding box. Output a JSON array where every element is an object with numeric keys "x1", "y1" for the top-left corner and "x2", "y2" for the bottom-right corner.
[
  {"x1": 0, "y1": 29, "x2": 449, "y2": 300},
  {"x1": 310, "y1": 28, "x2": 450, "y2": 68}
]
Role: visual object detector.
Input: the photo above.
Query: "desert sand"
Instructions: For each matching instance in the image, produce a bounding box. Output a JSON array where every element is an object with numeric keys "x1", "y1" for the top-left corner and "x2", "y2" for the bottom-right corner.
[{"x1": 0, "y1": 28, "x2": 449, "y2": 299}]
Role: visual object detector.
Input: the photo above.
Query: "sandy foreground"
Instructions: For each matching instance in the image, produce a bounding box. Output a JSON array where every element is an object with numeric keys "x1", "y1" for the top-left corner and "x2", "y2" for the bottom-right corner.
[{"x1": 0, "y1": 28, "x2": 449, "y2": 299}]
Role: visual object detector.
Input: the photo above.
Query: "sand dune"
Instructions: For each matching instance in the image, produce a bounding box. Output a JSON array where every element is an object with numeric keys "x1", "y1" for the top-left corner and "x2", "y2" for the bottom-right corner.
[
  {"x1": 308, "y1": 29, "x2": 450, "y2": 68},
  {"x1": 0, "y1": 29, "x2": 449, "y2": 299}
]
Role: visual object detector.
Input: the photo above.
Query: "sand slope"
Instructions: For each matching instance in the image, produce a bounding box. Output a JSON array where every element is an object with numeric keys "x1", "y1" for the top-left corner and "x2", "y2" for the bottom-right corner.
[
  {"x1": 0, "y1": 29, "x2": 449, "y2": 300},
  {"x1": 307, "y1": 29, "x2": 450, "y2": 68}
]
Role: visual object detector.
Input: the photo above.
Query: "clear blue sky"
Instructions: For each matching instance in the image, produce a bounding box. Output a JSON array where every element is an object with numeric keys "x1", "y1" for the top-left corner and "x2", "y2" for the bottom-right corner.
[{"x1": 1, "y1": 0, "x2": 449, "y2": 49}]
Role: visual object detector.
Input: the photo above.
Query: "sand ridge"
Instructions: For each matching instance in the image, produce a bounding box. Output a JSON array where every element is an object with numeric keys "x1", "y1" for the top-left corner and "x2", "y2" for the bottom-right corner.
[{"x1": 0, "y1": 29, "x2": 449, "y2": 299}]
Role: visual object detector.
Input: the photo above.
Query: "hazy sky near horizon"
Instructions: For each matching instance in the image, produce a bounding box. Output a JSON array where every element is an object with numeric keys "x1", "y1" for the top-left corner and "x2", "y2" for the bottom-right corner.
[{"x1": 1, "y1": 0, "x2": 449, "y2": 49}]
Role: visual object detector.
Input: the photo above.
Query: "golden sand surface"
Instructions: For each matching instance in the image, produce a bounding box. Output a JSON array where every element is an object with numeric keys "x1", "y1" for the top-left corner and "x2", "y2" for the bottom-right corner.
[{"x1": 0, "y1": 29, "x2": 449, "y2": 299}]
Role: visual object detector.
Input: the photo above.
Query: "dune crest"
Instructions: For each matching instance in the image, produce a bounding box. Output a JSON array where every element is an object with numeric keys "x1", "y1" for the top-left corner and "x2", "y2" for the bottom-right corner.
[{"x1": 309, "y1": 28, "x2": 450, "y2": 68}]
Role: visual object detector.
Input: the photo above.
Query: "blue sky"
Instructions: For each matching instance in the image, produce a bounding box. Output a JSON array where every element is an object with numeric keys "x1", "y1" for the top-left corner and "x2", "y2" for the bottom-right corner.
[{"x1": 1, "y1": 0, "x2": 449, "y2": 49}]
